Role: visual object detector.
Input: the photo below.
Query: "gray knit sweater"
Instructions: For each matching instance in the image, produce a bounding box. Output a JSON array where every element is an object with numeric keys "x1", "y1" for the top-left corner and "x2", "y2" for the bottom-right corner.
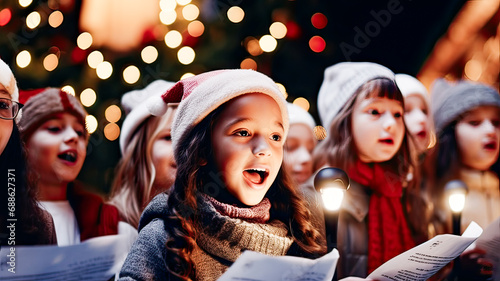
[{"x1": 118, "y1": 193, "x2": 294, "y2": 281}]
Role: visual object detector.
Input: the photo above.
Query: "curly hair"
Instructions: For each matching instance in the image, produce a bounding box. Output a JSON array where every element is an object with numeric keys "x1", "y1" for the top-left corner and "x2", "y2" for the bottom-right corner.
[{"x1": 163, "y1": 106, "x2": 327, "y2": 280}]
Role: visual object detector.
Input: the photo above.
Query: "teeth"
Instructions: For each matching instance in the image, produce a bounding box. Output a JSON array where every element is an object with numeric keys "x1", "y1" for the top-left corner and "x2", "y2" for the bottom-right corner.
[{"x1": 247, "y1": 168, "x2": 266, "y2": 172}]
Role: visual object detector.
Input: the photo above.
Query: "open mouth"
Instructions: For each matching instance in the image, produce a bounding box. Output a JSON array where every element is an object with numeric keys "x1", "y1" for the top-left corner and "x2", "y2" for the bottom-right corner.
[
  {"x1": 416, "y1": 130, "x2": 427, "y2": 139},
  {"x1": 58, "y1": 151, "x2": 77, "y2": 163},
  {"x1": 483, "y1": 141, "x2": 498, "y2": 151},
  {"x1": 243, "y1": 168, "x2": 269, "y2": 185},
  {"x1": 379, "y1": 138, "x2": 394, "y2": 145}
]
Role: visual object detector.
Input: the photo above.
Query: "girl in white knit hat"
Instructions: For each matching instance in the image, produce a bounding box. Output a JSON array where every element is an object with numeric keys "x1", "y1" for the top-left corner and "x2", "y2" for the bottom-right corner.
[
  {"x1": 313, "y1": 62, "x2": 423, "y2": 279},
  {"x1": 110, "y1": 80, "x2": 177, "y2": 229},
  {"x1": 118, "y1": 69, "x2": 373, "y2": 281}
]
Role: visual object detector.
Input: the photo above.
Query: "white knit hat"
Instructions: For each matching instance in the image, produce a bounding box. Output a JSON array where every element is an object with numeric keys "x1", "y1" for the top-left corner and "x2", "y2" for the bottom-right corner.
[
  {"x1": 395, "y1": 74, "x2": 429, "y2": 106},
  {"x1": 119, "y1": 80, "x2": 176, "y2": 154},
  {"x1": 0, "y1": 59, "x2": 19, "y2": 102},
  {"x1": 317, "y1": 62, "x2": 395, "y2": 129},
  {"x1": 143, "y1": 69, "x2": 289, "y2": 162},
  {"x1": 287, "y1": 102, "x2": 316, "y2": 130}
]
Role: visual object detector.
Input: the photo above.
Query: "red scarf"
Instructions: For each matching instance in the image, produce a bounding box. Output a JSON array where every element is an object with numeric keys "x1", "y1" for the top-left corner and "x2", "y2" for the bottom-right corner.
[{"x1": 347, "y1": 160, "x2": 415, "y2": 273}]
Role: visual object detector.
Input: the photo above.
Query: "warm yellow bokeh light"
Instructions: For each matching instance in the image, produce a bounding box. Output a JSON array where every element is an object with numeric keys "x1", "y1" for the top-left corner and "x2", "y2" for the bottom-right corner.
[
  {"x1": 182, "y1": 4, "x2": 199, "y2": 21},
  {"x1": 276, "y1": 83, "x2": 287, "y2": 98},
  {"x1": 159, "y1": 10, "x2": 177, "y2": 25},
  {"x1": 245, "y1": 37, "x2": 263, "y2": 56},
  {"x1": 16, "y1": 50, "x2": 31, "y2": 68},
  {"x1": 464, "y1": 59, "x2": 482, "y2": 81},
  {"x1": 177, "y1": 47, "x2": 195, "y2": 65},
  {"x1": 19, "y1": 0, "x2": 33, "y2": 8},
  {"x1": 80, "y1": 88, "x2": 97, "y2": 107},
  {"x1": 96, "y1": 61, "x2": 113, "y2": 80},
  {"x1": 77, "y1": 32, "x2": 93, "y2": 50},
  {"x1": 270, "y1": 22, "x2": 287, "y2": 39},
  {"x1": 87, "y1": 50, "x2": 103, "y2": 69},
  {"x1": 240, "y1": 58, "x2": 257, "y2": 70},
  {"x1": 180, "y1": 72, "x2": 195, "y2": 80},
  {"x1": 293, "y1": 97, "x2": 310, "y2": 111},
  {"x1": 104, "y1": 123, "x2": 120, "y2": 141},
  {"x1": 314, "y1": 126, "x2": 327, "y2": 141},
  {"x1": 227, "y1": 6, "x2": 244, "y2": 23},
  {"x1": 187, "y1": 20, "x2": 204, "y2": 37},
  {"x1": 26, "y1": 11, "x2": 41, "y2": 29},
  {"x1": 48, "y1": 10, "x2": 63, "y2": 28},
  {"x1": 123, "y1": 65, "x2": 141, "y2": 84},
  {"x1": 176, "y1": 0, "x2": 191, "y2": 6},
  {"x1": 160, "y1": 0, "x2": 177, "y2": 10},
  {"x1": 43, "y1": 54, "x2": 58, "y2": 71},
  {"x1": 141, "y1": 46, "x2": 158, "y2": 64},
  {"x1": 164, "y1": 30, "x2": 182, "y2": 48},
  {"x1": 61, "y1": 85, "x2": 75, "y2": 96},
  {"x1": 259, "y1": 35, "x2": 277, "y2": 52},
  {"x1": 86, "y1": 115, "x2": 98, "y2": 134},
  {"x1": 105, "y1": 105, "x2": 122, "y2": 123}
]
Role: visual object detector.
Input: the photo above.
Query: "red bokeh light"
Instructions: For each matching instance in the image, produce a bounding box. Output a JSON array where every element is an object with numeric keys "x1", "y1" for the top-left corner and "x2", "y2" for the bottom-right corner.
[
  {"x1": 311, "y1": 13, "x2": 327, "y2": 29},
  {"x1": 0, "y1": 8, "x2": 12, "y2": 27},
  {"x1": 309, "y1": 36, "x2": 326, "y2": 53},
  {"x1": 285, "y1": 21, "x2": 301, "y2": 40}
]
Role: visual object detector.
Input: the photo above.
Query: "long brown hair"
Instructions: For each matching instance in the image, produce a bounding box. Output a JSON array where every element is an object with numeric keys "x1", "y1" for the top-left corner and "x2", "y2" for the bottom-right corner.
[{"x1": 164, "y1": 106, "x2": 327, "y2": 280}]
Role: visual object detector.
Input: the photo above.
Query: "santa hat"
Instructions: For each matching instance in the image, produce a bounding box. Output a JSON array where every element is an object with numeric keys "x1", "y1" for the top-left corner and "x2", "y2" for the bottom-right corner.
[
  {"x1": 0, "y1": 58, "x2": 19, "y2": 102},
  {"x1": 317, "y1": 62, "x2": 395, "y2": 129},
  {"x1": 395, "y1": 74, "x2": 429, "y2": 106},
  {"x1": 144, "y1": 69, "x2": 289, "y2": 162},
  {"x1": 431, "y1": 79, "x2": 500, "y2": 134},
  {"x1": 287, "y1": 102, "x2": 316, "y2": 130},
  {"x1": 119, "y1": 80, "x2": 176, "y2": 154},
  {"x1": 18, "y1": 88, "x2": 88, "y2": 139}
]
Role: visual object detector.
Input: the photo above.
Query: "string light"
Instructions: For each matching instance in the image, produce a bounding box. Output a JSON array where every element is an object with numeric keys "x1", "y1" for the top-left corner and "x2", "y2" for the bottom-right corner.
[
  {"x1": 293, "y1": 97, "x2": 310, "y2": 111},
  {"x1": 87, "y1": 50, "x2": 104, "y2": 69},
  {"x1": 96, "y1": 61, "x2": 113, "y2": 80},
  {"x1": 18, "y1": 0, "x2": 32, "y2": 8},
  {"x1": 177, "y1": 46, "x2": 195, "y2": 65},
  {"x1": 160, "y1": 10, "x2": 177, "y2": 25},
  {"x1": 43, "y1": 54, "x2": 58, "y2": 71},
  {"x1": 187, "y1": 20, "x2": 204, "y2": 37},
  {"x1": 77, "y1": 32, "x2": 93, "y2": 50},
  {"x1": 123, "y1": 65, "x2": 141, "y2": 84},
  {"x1": 48, "y1": 10, "x2": 63, "y2": 28},
  {"x1": 26, "y1": 11, "x2": 41, "y2": 29},
  {"x1": 227, "y1": 6, "x2": 244, "y2": 23},
  {"x1": 182, "y1": 4, "x2": 199, "y2": 21},
  {"x1": 86, "y1": 115, "x2": 98, "y2": 134},
  {"x1": 80, "y1": 88, "x2": 97, "y2": 107},
  {"x1": 270, "y1": 22, "x2": 287, "y2": 39},
  {"x1": 164, "y1": 30, "x2": 182, "y2": 48},
  {"x1": 240, "y1": 58, "x2": 257, "y2": 70},
  {"x1": 275, "y1": 83, "x2": 288, "y2": 98},
  {"x1": 105, "y1": 105, "x2": 122, "y2": 123},
  {"x1": 141, "y1": 46, "x2": 158, "y2": 64},
  {"x1": 16, "y1": 50, "x2": 31, "y2": 68},
  {"x1": 309, "y1": 36, "x2": 326, "y2": 53},
  {"x1": 104, "y1": 123, "x2": 120, "y2": 141},
  {"x1": 259, "y1": 35, "x2": 277, "y2": 52},
  {"x1": 181, "y1": 72, "x2": 195, "y2": 79},
  {"x1": 61, "y1": 85, "x2": 76, "y2": 96},
  {"x1": 0, "y1": 8, "x2": 12, "y2": 26}
]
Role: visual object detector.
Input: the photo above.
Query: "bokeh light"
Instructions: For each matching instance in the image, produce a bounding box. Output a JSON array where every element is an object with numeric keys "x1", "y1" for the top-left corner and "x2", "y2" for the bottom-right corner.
[
  {"x1": 164, "y1": 30, "x2": 182, "y2": 48},
  {"x1": 182, "y1": 4, "x2": 199, "y2": 21},
  {"x1": 86, "y1": 115, "x2": 98, "y2": 134},
  {"x1": 48, "y1": 10, "x2": 63, "y2": 28},
  {"x1": 61, "y1": 85, "x2": 75, "y2": 96},
  {"x1": 259, "y1": 35, "x2": 277, "y2": 52},
  {"x1": 187, "y1": 20, "x2": 204, "y2": 37},
  {"x1": 80, "y1": 88, "x2": 97, "y2": 107},
  {"x1": 104, "y1": 123, "x2": 120, "y2": 141},
  {"x1": 227, "y1": 6, "x2": 244, "y2": 23},
  {"x1": 293, "y1": 97, "x2": 310, "y2": 111},
  {"x1": 245, "y1": 37, "x2": 263, "y2": 56},
  {"x1": 123, "y1": 65, "x2": 141, "y2": 84},
  {"x1": 176, "y1": 0, "x2": 191, "y2": 6},
  {"x1": 141, "y1": 46, "x2": 158, "y2": 64},
  {"x1": 43, "y1": 54, "x2": 58, "y2": 71},
  {"x1": 26, "y1": 11, "x2": 41, "y2": 29},
  {"x1": 19, "y1": 0, "x2": 32, "y2": 8},
  {"x1": 464, "y1": 59, "x2": 482, "y2": 81},
  {"x1": 177, "y1": 47, "x2": 195, "y2": 65},
  {"x1": 181, "y1": 72, "x2": 195, "y2": 80},
  {"x1": 313, "y1": 126, "x2": 327, "y2": 140},
  {"x1": 87, "y1": 50, "x2": 104, "y2": 69},
  {"x1": 16, "y1": 50, "x2": 31, "y2": 68},
  {"x1": 96, "y1": 61, "x2": 113, "y2": 79},
  {"x1": 275, "y1": 83, "x2": 288, "y2": 98},
  {"x1": 160, "y1": 0, "x2": 177, "y2": 10},
  {"x1": 240, "y1": 58, "x2": 257, "y2": 70},
  {"x1": 269, "y1": 22, "x2": 287, "y2": 39},
  {"x1": 0, "y1": 8, "x2": 12, "y2": 26},
  {"x1": 105, "y1": 105, "x2": 122, "y2": 123},
  {"x1": 311, "y1": 13, "x2": 328, "y2": 29},
  {"x1": 77, "y1": 32, "x2": 93, "y2": 50},
  {"x1": 309, "y1": 36, "x2": 326, "y2": 53},
  {"x1": 159, "y1": 10, "x2": 177, "y2": 25}
]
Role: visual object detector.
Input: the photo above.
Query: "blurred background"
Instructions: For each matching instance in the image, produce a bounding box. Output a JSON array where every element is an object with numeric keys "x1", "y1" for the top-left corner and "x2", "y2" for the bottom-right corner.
[{"x1": 0, "y1": 0, "x2": 498, "y2": 195}]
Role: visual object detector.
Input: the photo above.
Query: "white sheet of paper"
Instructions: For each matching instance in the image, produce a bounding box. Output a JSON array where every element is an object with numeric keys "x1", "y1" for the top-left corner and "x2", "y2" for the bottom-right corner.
[
  {"x1": 475, "y1": 216, "x2": 500, "y2": 281},
  {"x1": 217, "y1": 248, "x2": 339, "y2": 281},
  {"x1": 0, "y1": 234, "x2": 133, "y2": 281},
  {"x1": 368, "y1": 221, "x2": 483, "y2": 281}
]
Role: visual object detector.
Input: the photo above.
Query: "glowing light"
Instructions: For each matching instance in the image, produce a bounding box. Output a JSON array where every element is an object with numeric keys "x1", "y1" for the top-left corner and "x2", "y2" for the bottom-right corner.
[
  {"x1": 43, "y1": 54, "x2": 59, "y2": 71},
  {"x1": 309, "y1": 36, "x2": 326, "y2": 53},
  {"x1": 187, "y1": 20, "x2": 204, "y2": 37},
  {"x1": 448, "y1": 194, "x2": 466, "y2": 213},
  {"x1": 141, "y1": 46, "x2": 158, "y2": 64},
  {"x1": 61, "y1": 85, "x2": 75, "y2": 96},
  {"x1": 177, "y1": 46, "x2": 195, "y2": 65},
  {"x1": 96, "y1": 61, "x2": 113, "y2": 80},
  {"x1": 240, "y1": 58, "x2": 257, "y2": 70},
  {"x1": 0, "y1": 8, "x2": 12, "y2": 26},
  {"x1": 105, "y1": 105, "x2": 122, "y2": 123},
  {"x1": 26, "y1": 11, "x2": 41, "y2": 29},
  {"x1": 464, "y1": 59, "x2": 482, "y2": 81},
  {"x1": 104, "y1": 123, "x2": 120, "y2": 141},
  {"x1": 293, "y1": 97, "x2": 310, "y2": 111},
  {"x1": 80, "y1": 88, "x2": 97, "y2": 107},
  {"x1": 77, "y1": 32, "x2": 93, "y2": 50},
  {"x1": 276, "y1": 83, "x2": 287, "y2": 98},
  {"x1": 259, "y1": 35, "x2": 277, "y2": 52},
  {"x1": 160, "y1": 0, "x2": 177, "y2": 10},
  {"x1": 314, "y1": 126, "x2": 327, "y2": 140},
  {"x1": 164, "y1": 30, "x2": 182, "y2": 48},
  {"x1": 159, "y1": 10, "x2": 177, "y2": 25},
  {"x1": 180, "y1": 72, "x2": 195, "y2": 80},
  {"x1": 311, "y1": 13, "x2": 328, "y2": 29},
  {"x1": 86, "y1": 115, "x2": 98, "y2": 134},
  {"x1": 227, "y1": 6, "x2": 244, "y2": 23},
  {"x1": 48, "y1": 10, "x2": 63, "y2": 28},
  {"x1": 123, "y1": 65, "x2": 141, "y2": 84},
  {"x1": 269, "y1": 22, "x2": 287, "y2": 39},
  {"x1": 16, "y1": 50, "x2": 31, "y2": 68},
  {"x1": 176, "y1": 0, "x2": 191, "y2": 6},
  {"x1": 321, "y1": 187, "x2": 344, "y2": 211},
  {"x1": 87, "y1": 50, "x2": 103, "y2": 69},
  {"x1": 182, "y1": 4, "x2": 199, "y2": 21},
  {"x1": 245, "y1": 37, "x2": 263, "y2": 56},
  {"x1": 19, "y1": 0, "x2": 32, "y2": 8}
]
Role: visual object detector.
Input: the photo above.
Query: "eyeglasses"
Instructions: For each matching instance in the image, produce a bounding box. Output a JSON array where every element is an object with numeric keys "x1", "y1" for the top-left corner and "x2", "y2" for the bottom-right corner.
[{"x1": 0, "y1": 98, "x2": 24, "y2": 120}]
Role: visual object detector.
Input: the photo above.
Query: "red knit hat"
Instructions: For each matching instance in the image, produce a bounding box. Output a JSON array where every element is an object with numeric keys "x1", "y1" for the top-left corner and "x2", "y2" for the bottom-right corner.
[
  {"x1": 18, "y1": 88, "x2": 88, "y2": 139},
  {"x1": 144, "y1": 69, "x2": 289, "y2": 162}
]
